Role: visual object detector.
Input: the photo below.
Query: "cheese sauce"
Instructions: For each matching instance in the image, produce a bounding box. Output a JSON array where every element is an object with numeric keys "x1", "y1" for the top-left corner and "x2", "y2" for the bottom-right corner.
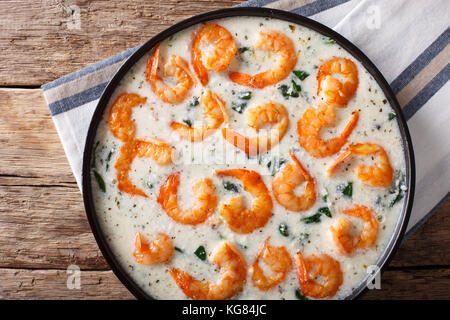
[{"x1": 91, "y1": 17, "x2": 407, "y2": 299}]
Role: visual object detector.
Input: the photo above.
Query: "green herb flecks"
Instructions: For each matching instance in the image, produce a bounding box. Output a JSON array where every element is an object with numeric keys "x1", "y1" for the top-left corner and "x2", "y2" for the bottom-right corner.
[
  {"x1": 279, "y1": 78, "x2": 301, "y2": 99},
  {"x1": 231, "y1": 101, "x2": 248, "y2": 114},
  {"x1": 239, "y1": 47, "x2": 250, "y2": 54},
  {"x1": 388, "y1": 112, "x2": 397, "y2": 121},
  {"x1": 143, "y1": 180, "x2": 153, "y2": 190},
  {"x1": 105, "y1": 149, "x2": 114, "y2": 171},
  {"x1": 301, "y1": 212, "x2": 322, "y2": 224},
  {"x1": 301, "y1": 206, "x2": 331, "y2": 224},
  {"x1": 279, "y1": 223, "x2": 289, "y2": 237},
  {"x1": 318, "y1": 207, "x2": 332, "y2": 218},
  {"x1": 194, "y1": 245, "x2": 207, "y2": 261},
  {"x1": 238, "y1": 91, "x2": 252, "y2": 100},
  {"x1": 323, "y1": 37, "x2": 336, "y2": 44},
  {"x1": 93, "y1": 170, "x2": 106, "y2": 192},
  {"x1": 299, "y1": 233, "x2": 310, "y2": 243},
  {"x1": 295, "y1": 289, "x2": 309, "y2": 300},
  {"x1": 223, "y1": 181, "x2": 239, "y2": 193},
  {"x1": 291, "y1": 80, "x2": 301, "y2": 97},
  {"x1": 293, "y1": 70, "x2": 310, "y2": 81},
  {"x1": 182, "y1": 119, "x2": 192, "y2": 127},
  {"x1": 175, "y1": 247, "x2": 184, "y2": 253},
  {"x1": 289, "y1": 25, "x2": 296, "y2": 32},
  {"x1": 188, "y1": 96, "x2": 199, "y2": 108},
  {"x1": 322, "y1": 190, "x2": 328, "y2": 203},
  {"x1": 267, "y1": 157, "x2": 287, "y2": 176},
  {"x1": 338, "y1": 182, "x2": 353, "y2": 198},
  {"x1": 389, "y1": 171, "x2": 406, "y2": 207}
]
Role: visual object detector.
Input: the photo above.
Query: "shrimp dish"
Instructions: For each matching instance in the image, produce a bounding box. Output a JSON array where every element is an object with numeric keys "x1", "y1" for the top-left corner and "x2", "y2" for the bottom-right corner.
[{"x1": 91, "y1": 17, "x2": 407, "y2": 300}]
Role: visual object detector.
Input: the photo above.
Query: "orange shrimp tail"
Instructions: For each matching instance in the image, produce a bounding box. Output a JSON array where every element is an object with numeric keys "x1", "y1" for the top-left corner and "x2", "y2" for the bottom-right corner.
[
  {"x1": 229, "y1": 72, "x2": 265, "y2": 89},
  {"x1": 115, "y1": 142, "x2": 148, "y2": 198},
  {"x1": 170, "y1": 268, "x2": 210, "y2": 300},
  {"x1": 108, "y1": 93, "x2": 147, "y2": 143},
  {"x1": 146, "y1": 43, "x2": 161, "y2": 88},
  {"x1": 222, "y1": 128, "x2": 257, "y2": 156}
]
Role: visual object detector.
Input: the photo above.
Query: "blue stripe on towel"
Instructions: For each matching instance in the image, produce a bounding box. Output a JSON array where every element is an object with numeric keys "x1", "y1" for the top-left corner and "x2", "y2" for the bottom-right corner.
[
  {"x1": 235, "y1": 0, "x2": 278, "y2": 7},
  {"x1": 48, "y1": 82, "x2": 108, "y2": 116},
  {"x1": 390, "y1": 28, "x2": 449, "y2": 95},
  {"x1": 403, "y1": 64, "x2": 449, "y2": 120},
  {"x1": 291, "y1": 0, "x2": 350, "y2": 17}
]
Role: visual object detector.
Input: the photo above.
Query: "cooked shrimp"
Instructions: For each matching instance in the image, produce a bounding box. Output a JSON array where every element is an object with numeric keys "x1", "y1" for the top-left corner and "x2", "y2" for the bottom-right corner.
[
  {"x1": 170, "y1": 241, "x2": 247, "y2": 300},
  {"x1": 108, "y1": 92, "x2": 147, "y2": 142},
  {"x1": 229, "y1": 31, "x2": 297, "y2": 88},
  {"x1": 222, "y1": 101, "x2": 289, "y2": 156},
  {"x1": 146, "y1": 43, "x2": 196, "y2": 105},
  {"x1": 330, "y1": 204, "x2": 379, "y2": 255},
  {"x1": 115, "y1": 138, "x2": 173, "y2": 197},
  {"x1": 157, "y1": 172, "x2": 218, "y2": 225},
  {"x1": 328, "y1": 143, "x2": 393, "y2": 187},
  {"x1": 170, "y1": 90, "x2": 227, "y2": 142},
  {"x1": 272, "y1": 151, "x2": 316, "y2": 212},
  {"x1": 250, "y1": 237, "x2": 292, "y2": 290},
  {"x1": 295, "y1": 253, "x2": 343, "y2": 299},
  {"x1": 133, "y1": 232, "x2": 174, "y2": 264},
  {"x1": 297, "y1": 103, "x2": 359, "y2": 158},
  {"x1": 192, "y1": 23, "x2": 237, "y2": 86},
  {"x1": 317, "y1": 57, "x2": 358, "y2": 107},
  {"x1": 215, "y1": 169, "x2": 272, "y2": 234}
]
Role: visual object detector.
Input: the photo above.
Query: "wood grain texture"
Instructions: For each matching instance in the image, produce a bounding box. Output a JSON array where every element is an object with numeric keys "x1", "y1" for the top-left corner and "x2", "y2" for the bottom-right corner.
[
  {"x1": 362, "y1": 268, "x2": 450, "y2": 300},
  {"x1": 0, "y1": 269, "x2": 133, "y2": 299},
  {"x1": 0, "y1": 267, "x2": 448, "y2": 300},
  {"x1": 0, "y1": 0, "x2": 244, "y2": 86},
  {"x1": 0, "y1": 89, "x2": 75, "y2": 183}
]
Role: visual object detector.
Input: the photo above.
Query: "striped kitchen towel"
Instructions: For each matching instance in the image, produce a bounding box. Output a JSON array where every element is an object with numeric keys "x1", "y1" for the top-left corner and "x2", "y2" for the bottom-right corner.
[{"x1": 42, "y1": 0, "x2": 450, "y2": 240}]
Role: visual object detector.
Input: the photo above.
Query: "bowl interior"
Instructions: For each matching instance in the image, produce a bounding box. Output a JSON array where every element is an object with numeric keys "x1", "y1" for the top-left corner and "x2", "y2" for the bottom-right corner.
[{"x1": 82, "y1": 7, "x2": 415, "y2": 300}]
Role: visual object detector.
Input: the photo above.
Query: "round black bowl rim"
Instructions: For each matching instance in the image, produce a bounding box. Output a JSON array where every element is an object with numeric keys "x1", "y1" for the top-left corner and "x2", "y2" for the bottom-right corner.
[{"x1": 82, "y1": 7, "x2": 415, "y2": 300}]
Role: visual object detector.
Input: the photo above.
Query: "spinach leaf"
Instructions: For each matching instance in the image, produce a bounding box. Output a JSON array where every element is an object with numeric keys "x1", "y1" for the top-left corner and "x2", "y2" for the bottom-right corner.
[
  {"x1": 323, "y1": 37, "x2": 336, "y2": 44},
  {"x1": 182, "y1": 119, "x2": 192, "y2": 127},
  {"x1": 231, "y1": 101, "x2": 248, "y2": 114},
  {"x1": 301, "y1": 212, "x2": 322, "y2": 224},
  {"x1": 318, "y1": 207, "x2": 332, "y2": 218},
  {"x1": 295, "y1": 289, "x2": 309, "y2": 300},
  {"x1": 338, "y1": 182, "x2": 353, "y2": 198},
  {"x1": 188, "y1": 96, "x2": 199, "y2": 108},
  {"x1": 194, "y1": 246, "x2": 207, "y2": 261},
  {"x1": 93, "y1": 170, "x2": 106, "y2": 192},
  {"x1": 293, "y1": 70, "x2": 310, "y2": 81},
  {"x1": 223, "y1": 181, "x2": 239, "y2": 193},
  {"x1": 238, "y1": 47, "x2": 250, "y2": 54},
  {"x1": 238, "y1": 91, "x2": 252, "y2": 100},
  {"x1": 174, "y1": 247, "x2": 184, "y2": 253},
  {"x1": 267, "y1": 157, "x2": 287, "y2": 176},
  {"x1": 279, "y1": 224, "x2": 289, "y2": 237}
]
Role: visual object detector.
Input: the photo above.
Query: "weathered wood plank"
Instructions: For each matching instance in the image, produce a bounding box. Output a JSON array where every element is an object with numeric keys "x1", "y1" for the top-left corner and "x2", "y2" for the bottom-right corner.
[
  {"x1": 0, "y1": 89, "x2": 76, "y2": 183},
  {"x1": 0, "y1": 267, "x2": 448, "y2": 299},
  {"x1": 362, "y1": 267, "x2": 450, "y2": 300},
  {"x1": 0, "y1": 269, "x2": 133, "y2": 299},
  {"x1": 391, "y1": 199, "x2": 450, "y2": 268},
  {"x1": 0, "y1": 0, "x2": 243, "y2": 86},
  {"x1": 0, "y1": 184, "x2": 109, "y2": 270}
]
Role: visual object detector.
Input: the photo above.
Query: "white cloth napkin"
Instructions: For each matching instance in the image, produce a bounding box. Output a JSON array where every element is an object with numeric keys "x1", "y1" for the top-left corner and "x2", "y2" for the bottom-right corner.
[{"x1": 41, "y1": 0, "x2": 450, "y2": 239}]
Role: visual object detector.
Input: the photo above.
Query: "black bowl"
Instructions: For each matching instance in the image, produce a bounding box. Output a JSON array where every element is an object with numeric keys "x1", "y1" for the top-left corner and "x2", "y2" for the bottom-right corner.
[{"x1": 82, "y1": 7, "x2": 415, "y2": 300}]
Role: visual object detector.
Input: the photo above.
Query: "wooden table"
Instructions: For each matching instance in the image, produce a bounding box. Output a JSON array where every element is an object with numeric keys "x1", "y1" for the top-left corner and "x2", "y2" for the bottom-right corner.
[{"x1": 0, "y1": 0, "x2": 448, "y2": 300}]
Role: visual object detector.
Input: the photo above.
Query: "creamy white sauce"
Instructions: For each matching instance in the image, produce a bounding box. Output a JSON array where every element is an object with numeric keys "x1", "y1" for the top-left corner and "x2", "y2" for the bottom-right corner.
[{"x1": 91, "y1": 17, "x2": 406, "y2": 300}]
